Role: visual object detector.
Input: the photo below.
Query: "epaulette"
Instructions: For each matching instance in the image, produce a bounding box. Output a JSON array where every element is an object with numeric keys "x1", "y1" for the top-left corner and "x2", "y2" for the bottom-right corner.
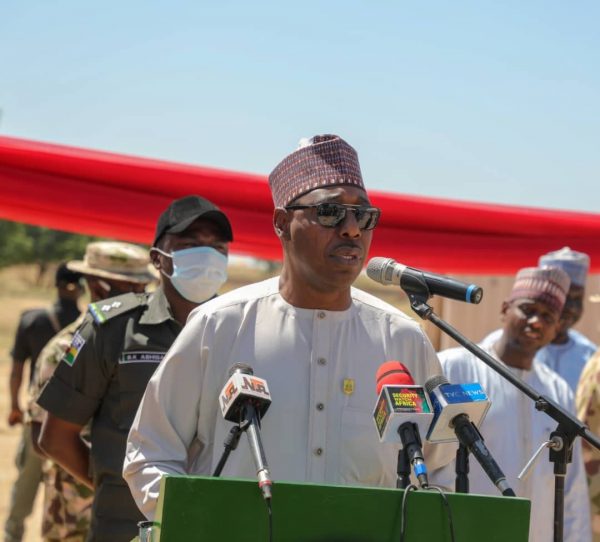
[{"x1": 87, "y1": 292, "x2": 148, "y2": 325}]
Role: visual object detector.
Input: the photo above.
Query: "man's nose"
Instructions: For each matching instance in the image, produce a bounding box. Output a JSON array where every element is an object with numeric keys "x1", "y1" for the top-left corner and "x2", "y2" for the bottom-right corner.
[
  {"x1": 339, "y1": 210, "x2": 361, "y2": 238},
  {"x1": 527, "y1": 314, "x2": 542, "y2": 327}
]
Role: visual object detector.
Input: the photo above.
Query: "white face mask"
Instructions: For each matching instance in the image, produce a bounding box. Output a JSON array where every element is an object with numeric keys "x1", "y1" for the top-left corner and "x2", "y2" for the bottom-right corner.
[{"x1": 153, "y1": 246, "x2": 228, "y2": 303}]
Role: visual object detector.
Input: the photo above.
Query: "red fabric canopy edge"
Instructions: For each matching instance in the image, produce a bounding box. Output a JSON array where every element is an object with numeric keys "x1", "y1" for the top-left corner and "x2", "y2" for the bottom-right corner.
[{"x1": 1, "y1": 135, "x2": 599, "y2": 274}]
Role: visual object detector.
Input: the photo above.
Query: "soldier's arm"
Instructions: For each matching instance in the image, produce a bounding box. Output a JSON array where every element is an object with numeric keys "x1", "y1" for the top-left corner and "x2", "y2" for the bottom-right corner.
[
  {"x1": 38, "y1": 316, "x2": 112, "y2": 488},
  {"x1": 39, "y1": 412, "x2": 93, "y2": 489},
  {"x1": 8, "y1": 360, "x2": 25, "y2": 425},
  {"x1": 8, "y1": 314, "x2": 31, "y2": 425},
  {"x1": 30, "y1": 330, "x2": 74, "y2": 457}
]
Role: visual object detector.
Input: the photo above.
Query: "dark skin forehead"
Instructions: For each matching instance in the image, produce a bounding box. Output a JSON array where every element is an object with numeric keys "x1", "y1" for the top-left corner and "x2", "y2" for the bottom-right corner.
[{"x1": 504, "y1": 297, "x2": 561, "y2": 322}]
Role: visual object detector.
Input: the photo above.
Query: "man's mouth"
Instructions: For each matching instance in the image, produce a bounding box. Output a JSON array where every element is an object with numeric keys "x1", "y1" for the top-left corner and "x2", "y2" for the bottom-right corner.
[
  {"x1": 522, "y1": 328, "x2": 542, "y2": 341},
  {"x1": 330, "y1": 246, "x2": 363, "y2": 264}
]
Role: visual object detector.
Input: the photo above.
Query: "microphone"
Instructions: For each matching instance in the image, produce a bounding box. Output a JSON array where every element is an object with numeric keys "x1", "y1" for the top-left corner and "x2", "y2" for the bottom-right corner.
[
  {"x1": 424, "y1": 375, "x2": 515, "y2": 497},
  {"x1": 366, "y1": 257, "x2": 483, "y2": 304},
  {"x1": 219, "y1": 363, "x2": 273, "y2": 500},
  {"x1": 373, "y1": 361, "x2": 433, "y2": 488},
  {"x1": 425, "y1": 375, "x2": 491, "y2": 443}
]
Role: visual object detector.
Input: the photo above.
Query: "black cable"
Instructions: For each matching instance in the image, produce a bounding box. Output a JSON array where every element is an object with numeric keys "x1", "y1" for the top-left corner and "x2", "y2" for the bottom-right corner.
[
  {"x1": 399, "y1": 483, "x2": 417, "y2": 542},
  {"x1": 425, "y1": 485, "x2": 456, "y2": 542},
  {"x1": 266, "y1": 498, "x2": 273, "y2": 542},
  {"x1": 212, "y1": 424, "x2": 243, "y2": 477},
  {"x1": 399, "y1": 484, "x2": 456, "y2": 542}
]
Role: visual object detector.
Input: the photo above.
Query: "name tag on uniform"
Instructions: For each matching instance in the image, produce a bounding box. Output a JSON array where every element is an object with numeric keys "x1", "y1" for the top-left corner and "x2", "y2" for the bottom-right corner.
[{"x1": 119, "y1": 351, "x2": 166, "y2": 364}]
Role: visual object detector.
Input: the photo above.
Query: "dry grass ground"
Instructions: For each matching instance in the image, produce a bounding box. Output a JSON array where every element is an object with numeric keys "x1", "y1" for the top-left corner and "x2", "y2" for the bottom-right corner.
[{"x1": 0, "y1": 262, "x2": 411, "y2": 541}]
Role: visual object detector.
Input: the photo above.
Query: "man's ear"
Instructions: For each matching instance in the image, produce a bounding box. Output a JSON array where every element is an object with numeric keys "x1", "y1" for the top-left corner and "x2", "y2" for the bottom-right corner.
[
  {"x1": 273, "y1": 208, "x2": 291, "y2": 240},
  {"x1": 500, "y1": 300, "x2": 510, "y2": 322},
  {"x1": 149, "y1": 248, "x2": 161, "y2": 269}
]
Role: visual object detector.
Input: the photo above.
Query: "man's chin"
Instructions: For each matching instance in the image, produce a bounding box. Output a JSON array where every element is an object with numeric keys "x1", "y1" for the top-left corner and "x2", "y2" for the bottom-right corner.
[{"x1": 551, "y1": 330, "x2": 570, "y2": 344}]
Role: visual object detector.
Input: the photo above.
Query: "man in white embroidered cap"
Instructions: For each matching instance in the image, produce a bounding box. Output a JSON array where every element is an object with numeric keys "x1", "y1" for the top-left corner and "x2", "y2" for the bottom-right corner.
[
  {"x1": 483, "y1": 247, "x2": 596, "y2": 392},
  {"x1": 536, "y1": 247, "x2": 596, "y2": 391},
  {"x1": 430, "y1": 266, "x2": 591, "y2": 542},
  {"x1": 124, "y1": 134, "x2": 453, "y2": 520}
]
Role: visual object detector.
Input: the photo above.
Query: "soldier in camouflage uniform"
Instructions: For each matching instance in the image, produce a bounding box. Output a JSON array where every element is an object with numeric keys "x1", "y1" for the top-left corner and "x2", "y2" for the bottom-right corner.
[
  {"x1": 29, "y1": 241, "x2": 157, "y2": 542},
  {"x1": 577, "y1": 348, "x2": 600, "y2": 541}
]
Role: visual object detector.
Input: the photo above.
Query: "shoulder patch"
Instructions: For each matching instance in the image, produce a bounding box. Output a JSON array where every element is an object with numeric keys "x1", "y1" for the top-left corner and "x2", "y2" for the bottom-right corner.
[
  {"x1": 63, "y1": 331, "x2": 86, "y2": 367},
  {"x1": 87, "y1": 292, "x2": 147, "y2": 325}
]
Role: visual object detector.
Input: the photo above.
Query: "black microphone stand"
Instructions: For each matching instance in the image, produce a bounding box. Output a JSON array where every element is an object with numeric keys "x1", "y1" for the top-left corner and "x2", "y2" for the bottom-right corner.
[
  {"x1": 404, "y1": 285, "x2": 600, "y2": 542},
  {"x1": 396, "y1": 448, "x2": 411, "y2": 489},
  {"x1": 212, "y1": 422, "x2": 247, "y2": 477},
  {"x1": 455, "y1": 443, "x2": 469, "y2": 494}
]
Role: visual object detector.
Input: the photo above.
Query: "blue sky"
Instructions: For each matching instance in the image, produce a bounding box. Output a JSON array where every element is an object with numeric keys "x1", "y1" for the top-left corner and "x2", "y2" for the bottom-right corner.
[{"x1": 1, "y1": 1, "x2": 599, "y2": 213}]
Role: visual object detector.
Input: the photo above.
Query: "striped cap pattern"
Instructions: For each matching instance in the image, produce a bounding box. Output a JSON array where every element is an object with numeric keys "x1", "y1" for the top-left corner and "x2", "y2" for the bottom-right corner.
[
  {"x1": 268, "y1": 134, "x2": 365, "y2": 208},
  {"x1": 508, "y1": 266, "x2": 571, "y2": 314},
  {"x1": 539, "y1": 246, "x2": 590, "y2": 287}
]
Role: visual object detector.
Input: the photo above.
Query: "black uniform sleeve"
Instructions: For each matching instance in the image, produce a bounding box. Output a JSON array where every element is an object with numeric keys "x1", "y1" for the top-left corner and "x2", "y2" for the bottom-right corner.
[
  {"x1": 11, "y1": 312, "x2": 33, "y2": 363},
  {"x1": 38, "y1": 315, "x2": 113, "y2": 426}
]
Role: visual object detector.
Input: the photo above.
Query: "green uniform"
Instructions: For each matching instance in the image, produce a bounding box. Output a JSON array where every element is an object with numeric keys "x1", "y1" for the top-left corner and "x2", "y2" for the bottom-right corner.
[
  {"x1": 29, "y1": 313, "x2": 93, "y2": 542},
  {"x1": 576, "y1": 349, "x2": 600, "y2": 542},
  {"x1": 38, "y1": 288, "x2": 181, "y2": 542}
]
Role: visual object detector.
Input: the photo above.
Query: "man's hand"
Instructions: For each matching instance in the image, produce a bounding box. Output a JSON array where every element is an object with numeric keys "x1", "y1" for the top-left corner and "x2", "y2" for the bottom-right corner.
[
  {"x1": 8, "y1": 407, "x2": 23, "y2": 426},
  {"x1": 9, "y1": 360, "x2": 25, "y2": 426}
]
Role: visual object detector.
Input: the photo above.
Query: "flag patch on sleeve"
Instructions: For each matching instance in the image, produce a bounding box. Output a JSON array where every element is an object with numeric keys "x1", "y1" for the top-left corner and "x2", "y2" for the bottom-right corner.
[{"x1": 63, "y1": 331, "x2": 86, "y2": 366}]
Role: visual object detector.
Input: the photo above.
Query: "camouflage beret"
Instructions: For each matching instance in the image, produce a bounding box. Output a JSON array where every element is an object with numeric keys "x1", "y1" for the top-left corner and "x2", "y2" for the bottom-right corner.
[{"x1": 67, "y1": 242, "x2": 157, "y2": 284}]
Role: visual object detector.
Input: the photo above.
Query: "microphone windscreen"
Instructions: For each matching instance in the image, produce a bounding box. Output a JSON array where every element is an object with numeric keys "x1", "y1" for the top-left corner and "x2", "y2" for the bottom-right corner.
[
  {"x1": 376, "y1": 360, "x2": 414, "y2": 395},
  {"x1": 424, "y1": 374, "x2": 449, "y2": 395},
  {"x1": 366, "y1": 257, "x2": 393, "y2": 283}
]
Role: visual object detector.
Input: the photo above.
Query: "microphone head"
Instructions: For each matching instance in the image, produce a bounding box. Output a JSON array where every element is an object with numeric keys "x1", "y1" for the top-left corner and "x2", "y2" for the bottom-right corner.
[
  {"x1": 376, "y1": 360, "x2": 414, "y2": 395},
  {"x1": 220, "y1": 366, "x2": 271, "y2": 422},
  {"x1": 425, "y1": 377, "x2": 491, "y2": 443},
  {"x1": 228, "y1": 363, "x2": 253, "y2": 377},
  {"x1": 424, "y1": 374, "x2": 450, "y2": 395},
  {"x1": 373, "y1": 362, "x2": 434, "y2": 443},
  {"x1": 366, "y1": 257, "x2": 396, "y2": 285}
]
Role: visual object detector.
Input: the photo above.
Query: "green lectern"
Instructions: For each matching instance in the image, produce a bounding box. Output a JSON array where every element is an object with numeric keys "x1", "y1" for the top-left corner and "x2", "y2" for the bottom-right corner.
[{"x1": 151, "y1": 475, "x2": 530, "y2": 541}]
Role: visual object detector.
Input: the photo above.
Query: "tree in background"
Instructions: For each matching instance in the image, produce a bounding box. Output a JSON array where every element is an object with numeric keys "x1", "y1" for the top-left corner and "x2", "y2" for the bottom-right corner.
[{"x1": 0, "y1": 220, "x2": 101, "y2": 281}]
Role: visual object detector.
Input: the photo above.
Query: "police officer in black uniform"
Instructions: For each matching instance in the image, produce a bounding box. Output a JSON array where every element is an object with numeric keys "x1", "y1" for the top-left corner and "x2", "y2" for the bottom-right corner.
[
  {"x1": 4, "y1": 263, "x2": 83, "y2": 542},
  {"x1": 38, "y1": 196, "x2": 233, "y2": 542}
]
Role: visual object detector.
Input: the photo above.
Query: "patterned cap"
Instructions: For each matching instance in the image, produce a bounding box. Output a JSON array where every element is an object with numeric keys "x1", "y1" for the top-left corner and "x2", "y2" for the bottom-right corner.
[
  {"x1": 67, "y1": 242, "x2": 157, "y2": 284},
  {"x1": 508, "y1": 266, "x2": 571, "y2": 314},
  {"x1": 538, "y1": 247, "x2": 590, "y2": 287},
  {"x1": 268, "y1": 134, "x2": 365, "y2": 207}
]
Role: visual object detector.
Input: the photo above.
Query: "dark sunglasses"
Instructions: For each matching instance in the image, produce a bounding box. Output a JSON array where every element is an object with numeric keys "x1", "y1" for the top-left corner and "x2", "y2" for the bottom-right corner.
[{"x1": 285, "y1": 203, "x2": 381, "y2": 230}]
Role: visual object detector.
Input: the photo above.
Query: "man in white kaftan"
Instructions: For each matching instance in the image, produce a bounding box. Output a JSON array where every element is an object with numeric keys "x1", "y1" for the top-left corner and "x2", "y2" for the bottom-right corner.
[
  {"x1": 123, "y1": 134, "x2": 453, "y2": 520},
  {"x1": 482, "y1": 247, "x2": 596, "y2": 392},
  {"x1": 430, "y1": 266, "x2": 592, "y2": 542},
  {"x1": 434, "y1": 345, "x2": 591, "y2": 542},
  {"x1": 125, "y1": 277, "x2": 448, "y2": 519}
]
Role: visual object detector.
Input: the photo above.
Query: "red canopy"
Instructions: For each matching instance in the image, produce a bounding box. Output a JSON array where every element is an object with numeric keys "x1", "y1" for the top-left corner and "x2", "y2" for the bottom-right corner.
[{"x1": 1, "y1": 135, "x2": 599, "y2": 274}]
